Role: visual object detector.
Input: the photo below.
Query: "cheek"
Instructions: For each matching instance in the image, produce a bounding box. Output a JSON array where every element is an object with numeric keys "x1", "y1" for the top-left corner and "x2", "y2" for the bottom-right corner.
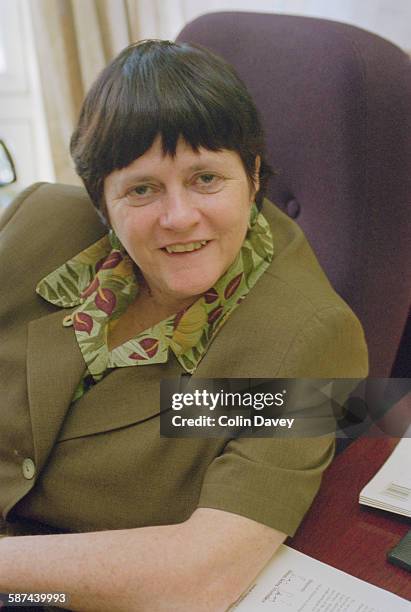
[
  {"x1": 217, "y1": 200, "x2": 251, "y2": 236},
  {"x1": 212, "y1": 185, "x2": 251, "y2": 222},
  {"x1": 112, "y1": 209, "x2": 154, "y2": 248}
]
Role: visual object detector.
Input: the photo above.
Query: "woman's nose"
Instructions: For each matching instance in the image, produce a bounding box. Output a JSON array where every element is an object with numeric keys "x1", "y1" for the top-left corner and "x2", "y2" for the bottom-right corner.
[{"x1": 158, "y1": 192, "x2": 201, "y2": 231}]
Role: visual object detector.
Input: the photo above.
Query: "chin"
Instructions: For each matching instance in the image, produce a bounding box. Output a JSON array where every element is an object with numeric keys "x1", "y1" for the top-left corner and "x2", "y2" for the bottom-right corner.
[{"x1": 168, "y1": 276, "x2": 219, "y2": 302}]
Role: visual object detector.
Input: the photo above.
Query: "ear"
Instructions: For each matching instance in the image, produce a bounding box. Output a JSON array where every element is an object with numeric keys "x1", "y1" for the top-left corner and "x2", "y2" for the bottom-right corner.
[{"x1": 252, "y1": 156, "x2": 261, "y2": 198}]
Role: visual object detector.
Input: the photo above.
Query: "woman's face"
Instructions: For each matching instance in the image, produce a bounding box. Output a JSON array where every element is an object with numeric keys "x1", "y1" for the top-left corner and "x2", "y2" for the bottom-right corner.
[{"x1": 104, "y1": 136, "x2": 258, "y2": 309}]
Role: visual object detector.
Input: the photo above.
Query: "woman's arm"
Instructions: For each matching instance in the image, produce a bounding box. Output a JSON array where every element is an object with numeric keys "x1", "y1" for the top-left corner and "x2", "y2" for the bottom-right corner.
[{"x1": 0, "y1": 508, "x2": 286, "y2": 612}]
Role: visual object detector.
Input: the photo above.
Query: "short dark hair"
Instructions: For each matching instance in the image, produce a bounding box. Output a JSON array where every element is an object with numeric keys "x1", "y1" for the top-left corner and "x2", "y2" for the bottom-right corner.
[{"x1": 70, "y1": 40, "x2": 272, "y2": 217}]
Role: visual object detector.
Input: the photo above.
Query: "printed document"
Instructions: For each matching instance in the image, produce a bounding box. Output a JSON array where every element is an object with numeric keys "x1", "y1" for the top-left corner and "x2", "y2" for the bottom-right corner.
[{"x1": 230, "y1": 545, "x2": 409, "y2": 611}]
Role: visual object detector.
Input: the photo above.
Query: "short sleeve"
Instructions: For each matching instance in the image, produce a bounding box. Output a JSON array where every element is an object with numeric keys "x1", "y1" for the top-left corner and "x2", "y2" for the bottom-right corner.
[{"x1": 197, "y1": 306, "x2": 368, "y2": 535}]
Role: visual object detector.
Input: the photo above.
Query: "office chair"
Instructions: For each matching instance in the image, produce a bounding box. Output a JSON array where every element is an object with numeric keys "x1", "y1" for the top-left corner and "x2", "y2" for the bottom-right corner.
[{"x1": 176, "y1": 12, "x2": 411, "y2": 378}]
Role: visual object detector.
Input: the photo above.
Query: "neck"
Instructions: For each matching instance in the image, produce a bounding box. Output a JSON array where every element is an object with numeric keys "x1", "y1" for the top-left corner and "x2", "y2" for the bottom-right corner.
[{"x1": 136, "y1": 273, "x2": 197, "y2": 317}]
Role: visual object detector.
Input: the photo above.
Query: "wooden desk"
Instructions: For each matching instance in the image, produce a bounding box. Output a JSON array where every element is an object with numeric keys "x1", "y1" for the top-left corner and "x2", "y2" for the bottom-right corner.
[{"x1": 289, "y1": 436, "x2": 411, "y2": 601}]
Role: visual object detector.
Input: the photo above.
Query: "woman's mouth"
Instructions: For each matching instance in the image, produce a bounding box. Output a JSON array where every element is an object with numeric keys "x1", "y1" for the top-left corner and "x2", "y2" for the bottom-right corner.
[{"x1": 162, "y1": 240, "x2": 209, "y2": 254}]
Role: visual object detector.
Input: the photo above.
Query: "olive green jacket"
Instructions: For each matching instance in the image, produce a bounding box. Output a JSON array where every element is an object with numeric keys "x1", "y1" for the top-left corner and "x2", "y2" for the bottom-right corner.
[{"x1": 0, "y1": 183, "x2": 368, "y2": 539}]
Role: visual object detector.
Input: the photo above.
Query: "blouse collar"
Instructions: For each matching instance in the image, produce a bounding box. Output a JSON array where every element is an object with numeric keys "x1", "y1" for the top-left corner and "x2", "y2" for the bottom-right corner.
[{"x1": 36, "y1": 204, "x2": 273, "y2": 376}]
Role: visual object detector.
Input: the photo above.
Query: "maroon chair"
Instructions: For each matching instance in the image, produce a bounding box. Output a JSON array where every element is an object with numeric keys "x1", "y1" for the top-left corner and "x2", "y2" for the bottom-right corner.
[{"x1": 176, "y1": 12, "x2": 411, "y2": 378}]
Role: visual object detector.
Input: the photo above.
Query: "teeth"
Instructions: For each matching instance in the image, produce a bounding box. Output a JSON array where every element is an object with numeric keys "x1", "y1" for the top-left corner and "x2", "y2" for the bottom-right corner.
[{"x1": 165, "y1": 241, "x2": 208, "y2": 254}]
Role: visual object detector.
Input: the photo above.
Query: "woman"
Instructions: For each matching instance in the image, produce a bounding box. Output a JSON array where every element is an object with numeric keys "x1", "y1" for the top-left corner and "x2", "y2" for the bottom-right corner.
[{"x1": 0, "y1": 40, "x2": 368, "y2": 610}]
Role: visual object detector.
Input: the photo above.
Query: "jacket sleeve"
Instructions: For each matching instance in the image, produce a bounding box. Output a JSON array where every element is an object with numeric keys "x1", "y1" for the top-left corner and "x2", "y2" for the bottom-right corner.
[{"x1": 197, "y1": 306, "x2": 368, "y2": 536}]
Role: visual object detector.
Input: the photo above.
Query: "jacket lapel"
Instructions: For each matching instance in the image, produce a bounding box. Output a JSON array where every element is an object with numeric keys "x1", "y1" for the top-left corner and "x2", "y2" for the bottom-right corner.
[
  {"x1": 26, "y1": 309, "x2": 187, "y2": 450},
  {"x1": 26, "y1": 309, "x2": 85, "y2": 470},
  {"x1": 59, "y1": 357, "x2": 184, "y2": 441}
]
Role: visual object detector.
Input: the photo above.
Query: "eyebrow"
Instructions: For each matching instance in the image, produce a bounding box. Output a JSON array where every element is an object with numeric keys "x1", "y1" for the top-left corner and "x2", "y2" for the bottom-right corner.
[{"x1": 117, "y1": 162, "x2": 223, "y2": 189}]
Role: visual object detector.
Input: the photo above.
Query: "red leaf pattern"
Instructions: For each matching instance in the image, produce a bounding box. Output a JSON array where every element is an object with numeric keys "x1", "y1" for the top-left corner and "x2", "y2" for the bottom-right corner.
[
  {"x1": 95, "y1": 257, "x2": 105, "y2": 273},
  {"x1": 73, "y1": 312, "x2": 93, "y2": 334},
  {"x1": 204, "y1": 288, "x2": 218, "y2": 303},
  {"x1": 140, "y1": 337, "x2": 159, "y2": 358},
  {"x1": 95, "y1": 288, "x2": 116, "y2": 315},
  {"x1": 208, "y1": 305, "x2": 223, "y2": 325},
  {"x1": 100, "y1": 252, "x2": 123, "y2": 270},
  {"x1": 80, "y1": 276, "x2": 100, "y2": 299},
  {"x1": 129, "y1": 352, "x2": 147, "y2": 361},
  {"x1": 224, "y1": 273, "x2": 243, "y2": 299}
]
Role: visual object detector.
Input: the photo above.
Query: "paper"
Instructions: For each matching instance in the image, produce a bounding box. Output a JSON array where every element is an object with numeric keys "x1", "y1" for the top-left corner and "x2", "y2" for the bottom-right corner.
[
  {"x1": 230, "y1": 545, "x2": 409, "y2": 611},
  {"x1": 359, "y1": 437, "x2": 411, "y2": 517}
]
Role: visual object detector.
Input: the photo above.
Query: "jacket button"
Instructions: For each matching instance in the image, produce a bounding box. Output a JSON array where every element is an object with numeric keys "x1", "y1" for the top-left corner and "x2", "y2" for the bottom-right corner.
[
  {"x1": 22, "y1": 458, "x2": 36, "y2": 480},
  {"x1": 285, "y1": 198, "x2": 301, "y2": 218}
]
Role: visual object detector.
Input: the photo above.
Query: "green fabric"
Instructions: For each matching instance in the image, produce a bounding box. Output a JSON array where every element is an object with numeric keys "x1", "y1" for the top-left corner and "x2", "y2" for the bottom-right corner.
[
  {"x1": 0, "y1": 184, "x2": 369, "y2": 538},
  {"x1": 36, "y1": 203, "x2": 273, "y2": 401}
]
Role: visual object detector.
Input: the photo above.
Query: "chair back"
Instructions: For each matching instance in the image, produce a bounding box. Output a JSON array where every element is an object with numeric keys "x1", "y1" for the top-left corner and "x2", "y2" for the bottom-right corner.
[{"x1": 176, "y1": 12, "x2": 411, "y2": 377}]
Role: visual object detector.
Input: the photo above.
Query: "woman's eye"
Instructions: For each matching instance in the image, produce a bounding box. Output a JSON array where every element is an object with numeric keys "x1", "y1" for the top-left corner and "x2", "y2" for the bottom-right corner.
[
  {"x1": 199, "y1": 174, "x2": 216, "y2": 184},
  {"x1": 130, "y1": 185, "x2": 152, "y2": 196},
  {"x1": 194, "y1": 173, "x2": 222, "y2": 191},
  {"x1": 125, "y1": 184, "x2": 157, "y2": 204}
]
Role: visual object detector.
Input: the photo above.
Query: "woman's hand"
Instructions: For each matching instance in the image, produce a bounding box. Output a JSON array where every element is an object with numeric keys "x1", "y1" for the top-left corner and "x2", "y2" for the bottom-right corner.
[{"x1": 0, "y1": 508, "x2": 286, "y2": 611}]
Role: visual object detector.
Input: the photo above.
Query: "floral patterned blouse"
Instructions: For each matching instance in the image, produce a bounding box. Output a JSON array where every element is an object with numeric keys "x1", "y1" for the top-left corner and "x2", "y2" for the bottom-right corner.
[{"x1": 36, "y1": 204, "x2": 273, "y2": 403}]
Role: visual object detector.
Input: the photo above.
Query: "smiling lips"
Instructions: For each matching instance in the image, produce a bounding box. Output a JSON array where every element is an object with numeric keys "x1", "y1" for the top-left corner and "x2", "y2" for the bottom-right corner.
[{"x1": 163, "y1": 240, "x2": 209, "y2": 254}]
